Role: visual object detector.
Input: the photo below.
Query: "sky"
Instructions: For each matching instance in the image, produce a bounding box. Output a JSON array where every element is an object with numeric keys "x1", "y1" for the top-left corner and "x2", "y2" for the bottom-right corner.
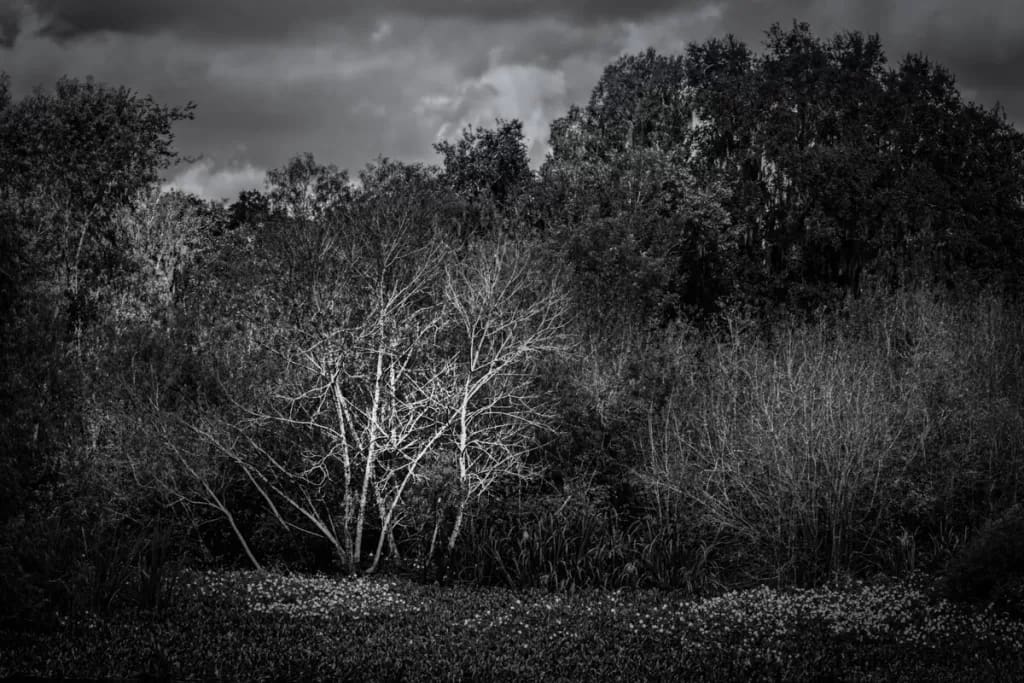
[{"x1": 2, "y1": 1, "x2": 1023, "y2": 202}]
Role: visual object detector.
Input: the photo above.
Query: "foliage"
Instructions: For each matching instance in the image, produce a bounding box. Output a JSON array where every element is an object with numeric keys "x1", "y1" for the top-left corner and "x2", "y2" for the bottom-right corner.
[
  {"x1": 0, "y1": 74, "x2": 196, "y2": 496},
  {"x1": 549, "y1": 49, "x2": 692, "y2": 160},
  {"x1": 435, "y1": 118, "x2": 532, "y2": 211},
  {"x1": 683, "y1": 23, "x2": 1024, "y2": 304},
  {"x1": 0, "y1": 474, "x2": 186, "y2": 629},
  {"x1": 2, "y1": 569, "x2": 1023, "y2": 681},
  {"x1": 543, "y1": 24, "x2": 1024, "y2": 322},
  {"x1": 0, "y1": 74, "x2": 195, "y2": 316},
  {"x1": 640, "y1": 313, "x2": 907, "y2": 584},
  {"x1": 0, "y1": 75, "x2": 193, "y2": 210},
  {"x1": 0, "y1": 75, "x2": 197, "y2": 628},
  {"x1": 431, "y1": 119, "x2": 537, "y2": 242},
  {"x1": 631, "y1": 285, "x2": 1024, "y2": 585},
  {"x1": 449, "y1": 477, "x2": 715, "y2": 594},
  {"x1": 944, "y1": 504, "x2": 1024, "y2": 614},
  {"x1": 540, "y1": 143, "x2": 735, "y2": 328}
]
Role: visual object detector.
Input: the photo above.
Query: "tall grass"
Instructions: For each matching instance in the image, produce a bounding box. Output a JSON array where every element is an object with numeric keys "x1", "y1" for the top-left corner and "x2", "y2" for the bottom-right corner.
[
  {"x1": 638, "y1": 285, "x2": 1024, "y2": 586},
  {"x1": 639, "y1": 318, "x2": 903, "y2": 584},
  {"x1": 448, "y1": 479, "x2": 717, "y2": 592}
]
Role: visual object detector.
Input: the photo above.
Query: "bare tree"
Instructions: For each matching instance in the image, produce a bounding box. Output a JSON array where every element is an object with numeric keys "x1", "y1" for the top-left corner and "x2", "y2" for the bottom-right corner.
[
  {"x1": 182, "y1": 159, "x2": 569, "y2": 574},
  {"x1": 161, "y1": 421, "x2": 264, "y2": 572},
  {"x1": 178, "y1": 160, "x2": 454, "y2": 572},
  {"x1": 427, "y1": 239, "x2": 569, "y2": 571}
]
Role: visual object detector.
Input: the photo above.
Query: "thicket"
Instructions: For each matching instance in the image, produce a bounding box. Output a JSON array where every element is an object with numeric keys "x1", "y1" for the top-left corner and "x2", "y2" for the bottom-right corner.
[{"x1": 2, "y1": 22, "x2": 1024, "y2": 628}]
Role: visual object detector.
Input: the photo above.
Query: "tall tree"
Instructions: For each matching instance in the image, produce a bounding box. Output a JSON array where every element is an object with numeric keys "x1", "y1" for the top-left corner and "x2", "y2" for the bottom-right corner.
[
  {"x1": 435, "y1": 119, "x2": 532, "y2": 207},
  {"x1": 542, "y1": 49, "x2": 732, "y2": 328},
  {"x1": 0, "y1": 75, "x2": 198, "y2": 622},
  {"x1": 262, "y1": 154, "x2": 351, "y2": 318},
  {"x1": 0, "y1": 75, "x2": 194, "y2": 522},
  {"x1": 684, "y1": 23, "x2": 1024, "y2": 301},
  {"x1": 435, "y1": 119, "x2": 533, "y2": 239},
  {"x1": 0, "y1": 75, "x2": 194, "y2": 313},
  {"x1": 576, "y1": 48, "x2": 692, "y2": 157}
]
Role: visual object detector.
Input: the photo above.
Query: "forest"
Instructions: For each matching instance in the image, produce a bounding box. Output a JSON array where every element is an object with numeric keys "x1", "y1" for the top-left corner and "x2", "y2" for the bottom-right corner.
[{"x1": 3, "y1": 21, "x2": 1024, "y2": 680}]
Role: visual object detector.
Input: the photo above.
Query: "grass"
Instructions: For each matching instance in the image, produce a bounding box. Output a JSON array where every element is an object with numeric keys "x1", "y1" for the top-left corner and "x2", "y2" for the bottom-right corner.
[{"x1": 2, "y1": 570, "x2": 1022, "y2": 681}]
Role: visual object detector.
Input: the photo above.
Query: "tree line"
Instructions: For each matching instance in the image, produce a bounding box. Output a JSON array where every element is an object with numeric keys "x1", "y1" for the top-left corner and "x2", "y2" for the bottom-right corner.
[{"x1": 2, "y1": 22, "x2": 1024, "y2": 625}]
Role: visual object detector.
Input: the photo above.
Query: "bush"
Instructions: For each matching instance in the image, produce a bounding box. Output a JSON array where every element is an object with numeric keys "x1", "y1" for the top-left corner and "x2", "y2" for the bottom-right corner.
[
  {"x1": 448, "y1": 479, "x2": 627, "y2": 590},
  {"x1": 637, "y1": 311, "x2": 906, "y2": 585},
  {"x1": 944, "y1": 504, "x2": 1024, "y2": 612},
  {"x1": 636, "y1": 285, "x2": 1024, "y2": 586},
  {"x1": 447, "y1": 475, "x2": 718, "y2": 593},
  {"x1": 0, "y1": 448, "x2": 191, "y2": 629},
  {"x1": 855, "y1": 286, "x2": 1024, "y2": 570}
]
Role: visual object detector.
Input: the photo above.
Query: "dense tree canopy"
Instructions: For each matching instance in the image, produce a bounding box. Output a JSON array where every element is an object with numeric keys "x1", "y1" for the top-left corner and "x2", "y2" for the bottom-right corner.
[
  {"x1": 544, "y1": 23, "x2": 1024, "y2": 318},
  {"x1": 435, "y1": 119, "x2": 532, "y2": 207},
  {"x1": 0, "y1": 74, "x2": 196, "y2": 529}
]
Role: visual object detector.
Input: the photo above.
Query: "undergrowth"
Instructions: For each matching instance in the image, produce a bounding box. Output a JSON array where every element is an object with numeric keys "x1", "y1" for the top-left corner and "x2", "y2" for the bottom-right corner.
[{"x1": 2, "y1": 569, "x2": 1022, "y2": 682}]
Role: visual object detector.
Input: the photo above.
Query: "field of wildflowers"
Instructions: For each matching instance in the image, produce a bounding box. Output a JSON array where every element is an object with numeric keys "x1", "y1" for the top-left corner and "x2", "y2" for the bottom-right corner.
[{"x1": 2, "y1": 569, "x2": 1023, "y2": 681}]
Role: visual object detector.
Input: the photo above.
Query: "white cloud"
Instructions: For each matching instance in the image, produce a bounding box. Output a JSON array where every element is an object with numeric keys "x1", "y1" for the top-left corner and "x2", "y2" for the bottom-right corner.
[
  {"x1": 371, "y1": 20, "x2": 393, "y2": 44},
  {"x1": 621, "y1": 3, "x2": 723, "y2": 54},
  {"x1": 164, "y1": 159, "x2": 266, "y2": 202},
  {"x1": 422, "y1": 62, "x2": 569, "y2": 166}
]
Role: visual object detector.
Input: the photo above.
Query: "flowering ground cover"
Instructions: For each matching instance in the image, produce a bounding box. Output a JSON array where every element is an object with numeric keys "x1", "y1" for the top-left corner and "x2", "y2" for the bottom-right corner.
[{"x1": 2, "y1": 570, "x2": 1022, "y2": 681}]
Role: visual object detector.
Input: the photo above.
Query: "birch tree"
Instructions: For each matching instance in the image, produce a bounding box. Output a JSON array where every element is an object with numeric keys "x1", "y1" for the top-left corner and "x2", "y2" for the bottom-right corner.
[
  {"x1": 188, "y1": 159, "x2": 452, "y2": 572},
  {"x1": 186, "y1": 157, "x2": 568, "y2": 574},
  {"x1": 427, "y1": 240, "x2": 569, "y2": 572}
]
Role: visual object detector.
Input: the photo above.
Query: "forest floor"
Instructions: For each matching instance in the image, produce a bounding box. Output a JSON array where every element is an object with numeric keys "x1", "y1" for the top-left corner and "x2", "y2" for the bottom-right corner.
[{"x1": 2, "y1": 569, "x2": 1023, "y2": 681}]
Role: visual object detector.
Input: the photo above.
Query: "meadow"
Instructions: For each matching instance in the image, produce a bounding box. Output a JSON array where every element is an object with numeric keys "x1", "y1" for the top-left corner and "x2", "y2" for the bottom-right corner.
[{"x1": 3, "y1": 569, "x2": 1023, "y2": 681}]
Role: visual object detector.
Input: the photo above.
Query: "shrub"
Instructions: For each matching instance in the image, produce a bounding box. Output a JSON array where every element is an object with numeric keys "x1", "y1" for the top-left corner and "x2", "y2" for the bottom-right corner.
[
  {"x1": 944, "y1": 504, "x2": 1024, "y2": 612},
  {"x1": 638, "y1": 312, "x2": 906, "y2": 585},
  {"x1": 637, "y1": 284, "x2": 1024, "y2": 586},
  {"x1": 449, "y1": 479, "x2": 631, "y2": 590},
  {"x1": 856, "y1": 286, "x2": 1024, "y2": 569}
]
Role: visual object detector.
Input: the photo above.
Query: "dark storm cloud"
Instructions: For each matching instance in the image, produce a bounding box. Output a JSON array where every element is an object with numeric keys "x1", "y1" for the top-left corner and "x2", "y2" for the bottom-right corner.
[
  {"x1": 0, "y1": 1, "x2": 24, "y2": 47},
  {"x1": 18, "y1": 0, "x2": 700, "y2": 43},
  {"x1": 899, "y1": 3, "x2": 1024, "y2": 94}
]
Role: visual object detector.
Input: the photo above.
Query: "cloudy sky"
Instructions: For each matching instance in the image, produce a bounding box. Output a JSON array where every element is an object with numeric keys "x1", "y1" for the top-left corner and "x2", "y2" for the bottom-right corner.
[{"x1": 2, "y1": 1, "x2": 1022, "y2": 202}]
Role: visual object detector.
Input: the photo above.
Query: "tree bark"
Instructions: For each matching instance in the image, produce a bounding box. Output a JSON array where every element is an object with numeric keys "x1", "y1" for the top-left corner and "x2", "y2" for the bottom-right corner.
[{"x1": 354, "y1": 330, "x2": 386, "y2": 568}]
